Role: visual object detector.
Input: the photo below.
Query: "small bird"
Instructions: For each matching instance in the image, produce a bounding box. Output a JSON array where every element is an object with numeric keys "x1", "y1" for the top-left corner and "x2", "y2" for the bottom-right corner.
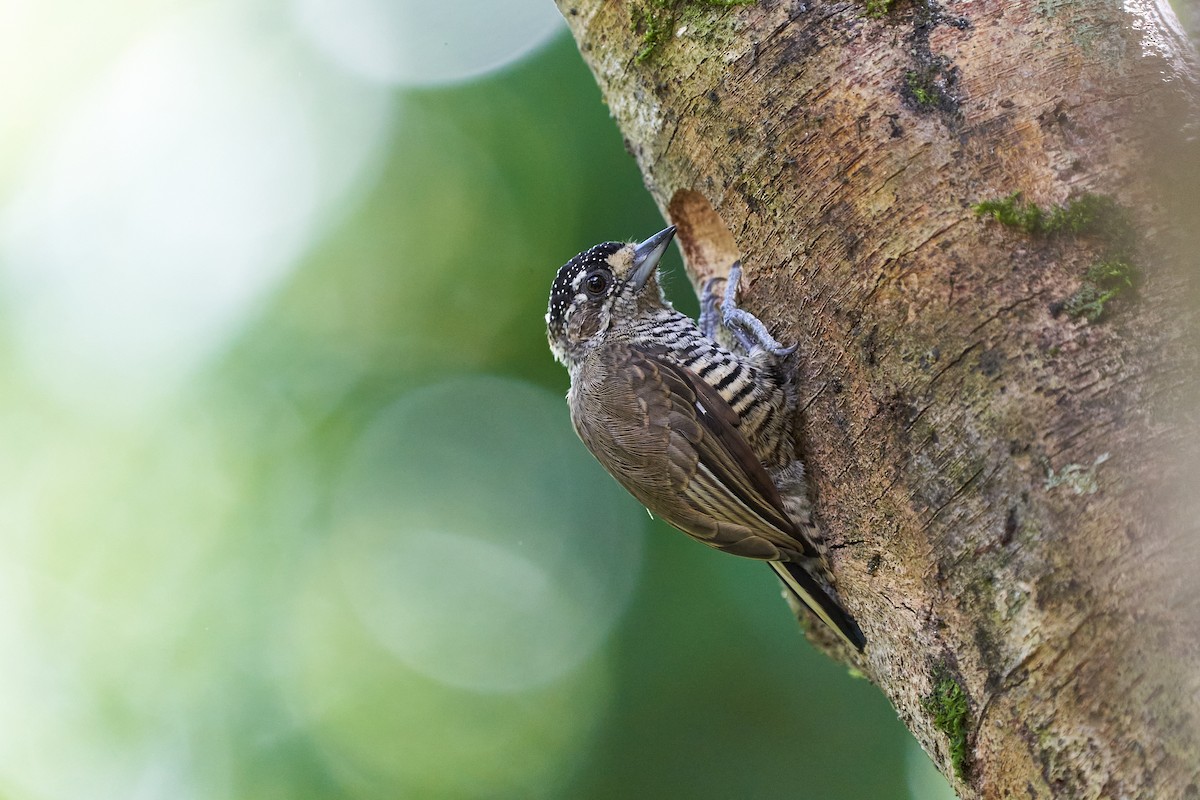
[{"x1": 546, "y1": 225, "x2": 865, "y2": 651}]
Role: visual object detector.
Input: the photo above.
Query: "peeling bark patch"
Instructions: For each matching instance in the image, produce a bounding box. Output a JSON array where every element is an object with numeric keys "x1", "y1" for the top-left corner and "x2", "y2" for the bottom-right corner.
[
  {"x1": 918, "y1": 346, "x2": 941, "y2": 372},
  {"x1": 897, "y1": 1, "x2": 968, "y2": 121},
  {"x1": 1002, "y1": 506, "x2": 1019, "y2": 544},
  {"x1": 741, "y1": 186, "x2": 762, "y2": 214},
  {"x1": 976, "y1": 347, "x2": 1004, "y2": 377},
  {"x1": 973, "y1": 624, "x2": 1002, "y2": 691},
  {"x1": 861, "y1": 323, "x2": 879, "y2": 366},
  {"x1": 770, "y1": 23, "x2": 819, "y2": 71},
  {"x1": 885, "y1": 113, "x2": 904, "y2": 138},
  {"x1": 1034, "y1": 574, "x2": 1081, "y2": 611},
  {"x1": 924, "y1": 665, "x2": 971, "y2": 780}
]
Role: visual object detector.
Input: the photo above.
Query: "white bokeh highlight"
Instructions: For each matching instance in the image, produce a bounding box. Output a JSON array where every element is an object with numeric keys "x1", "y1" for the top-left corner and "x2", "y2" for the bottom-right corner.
[
  {"x1": 331, "y1": 375, "x2": 646, "y2": 693},
  {"x1": 0, "y1": 3, "x2": 393, "y2": 411},
  {"x1": 293, "y1": 0, "x2": 565, "y2": 86}
]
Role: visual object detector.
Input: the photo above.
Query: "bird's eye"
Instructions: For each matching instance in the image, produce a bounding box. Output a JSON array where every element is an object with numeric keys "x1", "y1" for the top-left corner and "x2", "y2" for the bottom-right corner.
[{"x1": 585, "y1": 271, "x2": 609, "y2": 297}]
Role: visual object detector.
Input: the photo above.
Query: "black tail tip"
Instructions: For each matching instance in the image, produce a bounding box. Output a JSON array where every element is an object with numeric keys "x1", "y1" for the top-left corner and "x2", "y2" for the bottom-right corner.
[
  {"x1": 844, "y1": 617, "x2": 867, "y2": 652},
  {"x1": 772, "y1": 560, "x2": 868, "y2": 652}
]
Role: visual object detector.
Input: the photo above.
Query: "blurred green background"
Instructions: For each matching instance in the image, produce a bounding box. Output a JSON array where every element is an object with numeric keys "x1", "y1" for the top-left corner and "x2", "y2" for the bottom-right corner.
[{"x1": 0, "y1": 1, "x2": 959, "y2": 798}]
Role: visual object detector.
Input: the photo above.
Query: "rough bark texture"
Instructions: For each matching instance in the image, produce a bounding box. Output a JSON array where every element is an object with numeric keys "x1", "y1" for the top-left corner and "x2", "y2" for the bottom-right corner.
[{"x1": 555, "y1": 1, "x2": 1200, "y2": 797}]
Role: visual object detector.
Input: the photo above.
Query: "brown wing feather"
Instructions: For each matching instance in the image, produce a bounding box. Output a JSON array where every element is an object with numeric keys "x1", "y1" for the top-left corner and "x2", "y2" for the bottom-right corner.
[
  {"x1": 571, "y1": 343, "x2": 865, "y2": 651},
  {"x1": 571, "y1": 344, "x2": 816, "y2": 561}
]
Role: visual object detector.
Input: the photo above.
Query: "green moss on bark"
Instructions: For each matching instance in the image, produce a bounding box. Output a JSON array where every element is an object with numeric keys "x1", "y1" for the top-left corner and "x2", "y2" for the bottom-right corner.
[
  {"x1": 632, "y1": 0, "x2": 754, "y2": 62},
  {"x1": 972, "y1": 192, "x2": 1130, "y2": 239},
  {"x1": 973, "y1": 193, "x2": 1140, "y2": 322},
  {"x1": 1061, "y1": 259, "x2": 1139, "y2": 322},
  {"x1": 923, "y1": 669, "x2": 971, "y2": 780}
]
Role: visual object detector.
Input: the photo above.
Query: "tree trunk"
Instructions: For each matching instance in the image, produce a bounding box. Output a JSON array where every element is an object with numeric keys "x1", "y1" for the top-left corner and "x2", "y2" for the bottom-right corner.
[{"x1": 554, "y1": 1, "x2": 1200, "y2": 797}]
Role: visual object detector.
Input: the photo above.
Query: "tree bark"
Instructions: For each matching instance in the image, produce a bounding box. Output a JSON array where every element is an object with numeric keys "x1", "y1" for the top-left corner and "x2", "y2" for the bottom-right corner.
[{"x1": 554, "y1": 1, "x2": 1200, "y2": 797}]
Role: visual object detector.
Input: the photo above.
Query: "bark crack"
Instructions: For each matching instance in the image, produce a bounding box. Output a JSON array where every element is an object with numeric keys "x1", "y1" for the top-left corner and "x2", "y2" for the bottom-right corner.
[{"x1": 921, "y1": 463, "x2": 988, "y2": 532}]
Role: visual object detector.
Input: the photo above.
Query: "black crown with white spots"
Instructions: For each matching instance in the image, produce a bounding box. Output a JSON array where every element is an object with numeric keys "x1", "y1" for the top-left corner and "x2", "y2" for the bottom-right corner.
[{"x1": 546, "y1": 241, "x2": 622, "y2": 337}]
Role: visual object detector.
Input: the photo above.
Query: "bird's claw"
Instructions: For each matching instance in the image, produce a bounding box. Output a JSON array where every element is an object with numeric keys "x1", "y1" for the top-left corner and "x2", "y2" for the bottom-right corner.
[{"x1": 719, "y1": 263, "x2": 796, "y2": 357}]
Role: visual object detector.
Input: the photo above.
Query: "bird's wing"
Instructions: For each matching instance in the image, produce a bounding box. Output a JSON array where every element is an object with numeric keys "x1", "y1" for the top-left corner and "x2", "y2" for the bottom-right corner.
[
  {"x1": 573, "y1": 344, "x2": 865, "y2": 651},
  {"x1": 575, "y1": 344, "x2": 817, "y2": 560}
]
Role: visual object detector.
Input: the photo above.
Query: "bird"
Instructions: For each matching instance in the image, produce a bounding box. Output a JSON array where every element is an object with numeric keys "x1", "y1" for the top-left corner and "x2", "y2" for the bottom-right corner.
[{"x1": 546, "y1": 225, "x2": 866, "y2": 651}]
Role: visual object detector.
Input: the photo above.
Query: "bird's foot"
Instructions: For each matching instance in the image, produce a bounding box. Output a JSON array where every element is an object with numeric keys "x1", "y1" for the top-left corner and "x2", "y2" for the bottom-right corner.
[{"x1": 720, "y1": 263, "x2": 796, "y2": 357}]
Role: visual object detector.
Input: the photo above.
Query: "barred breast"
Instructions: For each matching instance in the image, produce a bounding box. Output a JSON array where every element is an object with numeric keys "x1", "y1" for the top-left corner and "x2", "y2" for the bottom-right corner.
[{"x1": 627, "y1": 309, "x2": 795, "y2": 468}]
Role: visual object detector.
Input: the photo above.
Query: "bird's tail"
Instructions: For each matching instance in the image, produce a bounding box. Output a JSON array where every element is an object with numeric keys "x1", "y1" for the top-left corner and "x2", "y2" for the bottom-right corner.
[{"x1": 769, "y1": 560, "x2": 866, "y2": 651}]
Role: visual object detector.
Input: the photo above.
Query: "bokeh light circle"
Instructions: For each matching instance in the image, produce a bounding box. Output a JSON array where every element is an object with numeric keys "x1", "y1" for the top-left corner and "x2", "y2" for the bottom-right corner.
[
  {"x1": 0, "y1": 3, "x2": 393, "y2": 412},
  {"x1": 330, "y1": 375, "x2": 646, "y2": 693},
  {"x1": 282, "y1": 550, "x2": 613, "y2": 799},
  {"x1": 293, "y1": 0, "x2": 565, "y2": 86}
]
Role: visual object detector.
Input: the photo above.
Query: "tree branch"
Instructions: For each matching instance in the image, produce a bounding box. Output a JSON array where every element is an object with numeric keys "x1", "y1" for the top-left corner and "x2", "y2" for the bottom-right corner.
[{"x1": 555, "y1": 0, "x2": 1200, "y2": 797}]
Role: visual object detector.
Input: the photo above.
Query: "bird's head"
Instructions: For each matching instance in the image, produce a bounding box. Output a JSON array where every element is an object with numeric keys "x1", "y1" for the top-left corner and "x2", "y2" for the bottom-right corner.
[{"x1": 546, "y1": 226, "x2": 676, "y2": 366}]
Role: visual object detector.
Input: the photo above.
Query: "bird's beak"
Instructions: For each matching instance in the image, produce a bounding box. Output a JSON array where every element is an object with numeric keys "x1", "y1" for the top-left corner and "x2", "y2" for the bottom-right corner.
[{"x1": 630, "y1": 226, "x2": 676, "y2": 292}]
